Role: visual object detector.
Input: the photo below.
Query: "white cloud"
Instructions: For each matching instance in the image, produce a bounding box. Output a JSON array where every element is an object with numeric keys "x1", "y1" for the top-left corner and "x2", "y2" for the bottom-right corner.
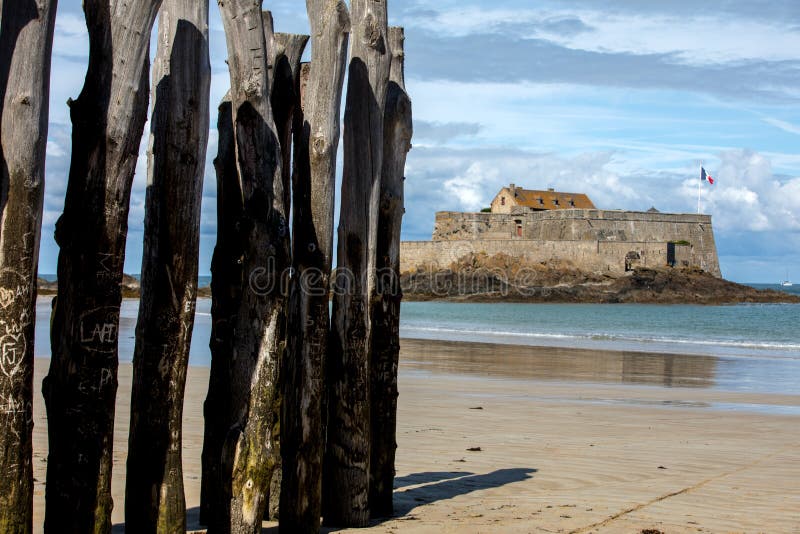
[
  {"x1": 46, "y1": 140, "x2": 65, "y2": 158},
  {"x1": 559, "y1": 13, "x2": 800, "y2": 65},
  {"x1": 443, "y1": 163, "x2": 498, "y2": 212},
  {"x1": 53, "y1": 13, "x2": 89, "y2": 59},
  {"x1": 763, "y1": 117, "x2": 800, "y2": 135},
  {"x1": 407, "y1": 146, "x2": 660, "y2": 224},
  {"x1": 689, "y1": 150, "x2": 800, "y2": 232},
  {"x1": 406, "y1": 6, "x2": 800, "y2": 65}
]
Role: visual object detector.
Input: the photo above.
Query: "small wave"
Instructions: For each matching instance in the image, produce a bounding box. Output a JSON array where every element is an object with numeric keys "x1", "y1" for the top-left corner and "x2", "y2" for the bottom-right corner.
[
  {"x1": 400, "y1": 324, "x2": 800, "y2": 357},
  {"x1": 585, "y1": 332, "x2": 800, "y2": 352},
  {"x1": 403, "y1": 325, "x2": 576, "y2": 340}
]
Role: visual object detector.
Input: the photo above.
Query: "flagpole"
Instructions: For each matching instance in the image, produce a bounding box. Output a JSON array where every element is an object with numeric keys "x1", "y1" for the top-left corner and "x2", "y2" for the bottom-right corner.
[{"x1": 697, "y1": 163, "x2": 702, "y2": 214}]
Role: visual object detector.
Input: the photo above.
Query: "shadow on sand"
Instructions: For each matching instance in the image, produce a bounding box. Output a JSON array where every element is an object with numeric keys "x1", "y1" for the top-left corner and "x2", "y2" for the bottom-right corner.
[
  {"x1": 112, "y1": 468, "x2": 536, "y2": 532},
  {"x1": 389, "y1": 468, "x2": 537, "y2": 516}
]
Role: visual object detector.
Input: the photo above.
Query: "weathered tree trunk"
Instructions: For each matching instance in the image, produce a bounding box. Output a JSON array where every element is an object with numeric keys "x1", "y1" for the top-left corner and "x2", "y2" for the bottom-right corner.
[
  {"x1": 281, "y1": 2, "x2": 349, "y2": 532},
  {"x1": 124, "y1": 2, "x2": 210, "y2": 532},
  {"x1": 369, "y1": 26, "x2": 412, "y2": 518},
  {"x1": 201, "y1": 18, "x2": 311, "y2": 530},
  {"x1": 270, "y1": 30, "x2": 309, "y2": 234},
  {"x1": 0, "y1": 3, "x2": 57, "y2": 533},
  {"x1": 324, "y1": 0, "x2": 390, "y2": 526},
  {"x1": 251, "y1": 21, "x2": 309, "y2": 522},
  {"x1": 200, "y1": 92, "x2": 240, "y2": 531},
  {"x1": 263, "y1": 26, "x2": 309, "y2": 522},
  {"x1": 215, "y1": 4, "x2": 287, "y2": 533},
  {"x1": 42, "y1": 2, "x2": 162, "y2": 532}
]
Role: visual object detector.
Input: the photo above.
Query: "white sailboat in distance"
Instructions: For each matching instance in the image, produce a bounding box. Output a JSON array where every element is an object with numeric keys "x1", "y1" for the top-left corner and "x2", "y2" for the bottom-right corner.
[{"x1": 782, "y1": 270, "x2": 793, "y2": 287}]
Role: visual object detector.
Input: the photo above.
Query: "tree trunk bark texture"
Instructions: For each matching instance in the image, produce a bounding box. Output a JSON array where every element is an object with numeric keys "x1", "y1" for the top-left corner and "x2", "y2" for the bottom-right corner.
[
  {"x1": 200, "y1": 92, "x2": 239, "y2": 531},
  {"x1": 269, "y1": 29, "x2": 309, "y2": 236},
  {"x1": 125, "y1": 1, "x2": 210, "y2": 533},
  {"x1": 42, "y1": 1, "x2": 162, "y2": 532},
  {"x1": 215, "y1": 4, "x2": 287, "y2": 533},
  {"x1": 281, "y1": 1, "x2": 349, "y2": 532},
  {"x1": 263, "y1": 20, "x2": 309, "y2": 522},
  {"x1": 0, "y1": 2, "x2": 57, "y2": 533},
  {"x1": 324, "y1": 0, "x2": 390, "y2": 527},
  {"x1": 369, "y1": 26, "x2": 412, "y2": 518}
]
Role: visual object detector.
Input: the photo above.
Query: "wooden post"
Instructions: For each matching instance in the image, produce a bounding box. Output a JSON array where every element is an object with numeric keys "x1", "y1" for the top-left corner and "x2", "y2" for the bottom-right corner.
[
  {"x1": 270, "y1": 30, "x2": 309, "y2": 231},
  {"x1": 369, "y1": 26, "x2": 412, "y2": 518},
  {"x1": 200, "y1": 92, "x2": 240, "y2": 531},
  {"x1": 201, "y1": 18, "x2": 311, "y2": 528},
  {"x1": 125, "y1": 1, "x2": 210, "y2": 532},
  {"x1": 215, "y1": 4, "x2": 288, "y2": 532},
  {"x1": 42, "y1": 1, "x2": 162, "y2": 532},
  {"x1": 0, "y1": 3, "x2": 57, "y2": 533},
  {"x1": 264, "y1": 24, "x2": 309, "y2": 521},
  {"x1": 324, "y1": 0, "x2": 390, "y2": 526},
  {"x1": 281, "y1": 2, "x2": 349, "y2": 532}
]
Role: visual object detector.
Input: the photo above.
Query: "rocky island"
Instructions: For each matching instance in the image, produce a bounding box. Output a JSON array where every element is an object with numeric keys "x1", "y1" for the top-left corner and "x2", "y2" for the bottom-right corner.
[{"x1": 401, "y1": 252, "x2": 799, "y2": 304}]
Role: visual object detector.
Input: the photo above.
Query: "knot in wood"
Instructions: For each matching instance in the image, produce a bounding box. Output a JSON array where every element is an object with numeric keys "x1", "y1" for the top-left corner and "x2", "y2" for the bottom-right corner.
[
  {"x1": 311, "y1": 134, "x2": 328, "y2": 159},
  {"x1": 242, "y1": 73, "x2": 262, "y2": 99},
  {"x1": 335, "y1": 0, "x2": 351, "y2": 31},
  {"x1": 361, "y1": 13, "x2": 382, "y2": 49},
  {"x1": 16, "y1": 94, "x2": 31, "y2": 106}
]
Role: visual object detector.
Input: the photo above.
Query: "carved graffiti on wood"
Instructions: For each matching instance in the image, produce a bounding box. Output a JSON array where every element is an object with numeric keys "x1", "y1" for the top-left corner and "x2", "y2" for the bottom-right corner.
[{"x1": 78, "y1": 307, "x2": 120, "y2": 352}]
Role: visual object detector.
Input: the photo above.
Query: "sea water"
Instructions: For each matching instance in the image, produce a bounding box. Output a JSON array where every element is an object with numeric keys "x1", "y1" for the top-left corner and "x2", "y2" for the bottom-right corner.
[
  {"x1": 400, "y1": 300, "x2": 800, "y2": 360},
  {"x1": 398, "y1": 297, "x2": 800, "y2": 396},
  {"x1": 33, "y1": 284, "x2": 800, "y2": 395}
]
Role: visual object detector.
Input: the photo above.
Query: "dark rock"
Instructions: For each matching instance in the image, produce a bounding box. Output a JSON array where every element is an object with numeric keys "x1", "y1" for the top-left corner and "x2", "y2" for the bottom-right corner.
[{"x1": 402, "y1": 253, "x2": 800, "y2": 305}]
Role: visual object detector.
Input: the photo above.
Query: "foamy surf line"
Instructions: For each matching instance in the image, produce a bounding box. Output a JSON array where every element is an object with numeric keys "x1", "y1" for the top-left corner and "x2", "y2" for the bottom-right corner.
[{"x1": 400, "y1": 325, "x2": 800, "y2": 360}]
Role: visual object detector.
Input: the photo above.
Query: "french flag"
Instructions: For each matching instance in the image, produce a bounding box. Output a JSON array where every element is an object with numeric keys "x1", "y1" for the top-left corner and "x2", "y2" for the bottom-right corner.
[{"x1": 701, "y1": 167, "x2": 715, "y2": 185}]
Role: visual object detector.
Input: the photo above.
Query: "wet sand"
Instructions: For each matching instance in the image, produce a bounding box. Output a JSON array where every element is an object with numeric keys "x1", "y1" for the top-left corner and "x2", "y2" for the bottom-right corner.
[{"x1": 31, "y1": 339, "x2": 800, "y2": 533}]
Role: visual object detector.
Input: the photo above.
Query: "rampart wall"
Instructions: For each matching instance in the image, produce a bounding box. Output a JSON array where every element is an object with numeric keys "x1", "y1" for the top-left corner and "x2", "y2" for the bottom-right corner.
[
  {"x1": 433, "y1": 210, "x2": 714, "y2": 244},
  {"x1": 403, "y1": 209, "x2": 721, "y2": 277},
  {"x1": 400, "y1": 239, "x2": 715, "y2": 276}
]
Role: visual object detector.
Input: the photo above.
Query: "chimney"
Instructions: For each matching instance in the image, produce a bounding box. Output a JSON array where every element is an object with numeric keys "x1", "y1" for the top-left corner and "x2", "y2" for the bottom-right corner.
[
  {"x1": 548, "y1": 187, "x2": 555, "y2": 192},
  {"x1": 509, "y1": 183, "x2": 516, "y2": 191}
]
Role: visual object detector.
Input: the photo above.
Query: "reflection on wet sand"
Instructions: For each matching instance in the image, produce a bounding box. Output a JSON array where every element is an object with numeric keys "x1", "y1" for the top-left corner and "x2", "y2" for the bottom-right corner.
[{"x1": 400, "y1": 338, "x2": 718, "y2": 389}]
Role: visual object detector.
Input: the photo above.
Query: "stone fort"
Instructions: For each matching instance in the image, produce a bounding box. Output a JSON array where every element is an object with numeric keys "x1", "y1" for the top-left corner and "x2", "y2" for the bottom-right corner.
[{"x1": 400, "y1": 184, "x2": 721, "y2": 277}]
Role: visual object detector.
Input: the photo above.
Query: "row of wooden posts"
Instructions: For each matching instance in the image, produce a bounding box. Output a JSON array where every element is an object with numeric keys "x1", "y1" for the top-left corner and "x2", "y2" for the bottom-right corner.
[{"x1": 0, "y1": 0, "x2": 412, "y2": 532}]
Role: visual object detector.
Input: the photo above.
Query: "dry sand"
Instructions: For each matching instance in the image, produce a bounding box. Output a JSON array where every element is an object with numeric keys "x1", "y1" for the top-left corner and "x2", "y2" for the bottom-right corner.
[{"x1": 31, "y1": 340, "x2": 800, "y2": 533}]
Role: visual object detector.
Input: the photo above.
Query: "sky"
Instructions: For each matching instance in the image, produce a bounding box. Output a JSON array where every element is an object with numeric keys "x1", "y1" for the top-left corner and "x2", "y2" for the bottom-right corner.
[{"x1": 41, "y1": 1, "x2": 800, "y2": 283}]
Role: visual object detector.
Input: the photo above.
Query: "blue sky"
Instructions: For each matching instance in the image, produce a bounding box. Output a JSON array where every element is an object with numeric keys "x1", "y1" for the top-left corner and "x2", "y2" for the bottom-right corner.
[{"x1": 42, "y1": 1, "x2": 800, "y2": 282}]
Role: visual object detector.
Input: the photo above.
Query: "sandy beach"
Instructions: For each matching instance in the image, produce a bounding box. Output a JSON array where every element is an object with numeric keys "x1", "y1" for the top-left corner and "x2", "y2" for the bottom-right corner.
[{"x1": 30, "y1": 339, "x2": 800, "y2": 533}]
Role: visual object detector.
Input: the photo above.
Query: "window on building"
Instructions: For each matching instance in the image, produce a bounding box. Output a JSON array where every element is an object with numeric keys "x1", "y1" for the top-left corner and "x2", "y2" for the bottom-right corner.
[
  {"x1": 501, "y1": 197, "x2": 505, "y2": 206},
  {"x1": 569, "y1": 199, "x2": 575, "y2": 207},
  {"x1": 537, "y1": 198, "x2": 544, "y2": 205},
  {"x1": 553, "y1": 199, "x2": 559, "y2": 206}
]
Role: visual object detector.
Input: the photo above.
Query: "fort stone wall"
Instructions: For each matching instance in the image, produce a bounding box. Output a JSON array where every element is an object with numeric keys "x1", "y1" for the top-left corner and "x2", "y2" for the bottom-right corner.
[
  {"x1": 434, "y1": 210, "x2": 714, "y2": 244},
  {"x1": 400, "y1": 239, "x2": 713, "y2": 276},
  {"x1": 405, "y1": 209, "x2": 721, "y2": 277}
]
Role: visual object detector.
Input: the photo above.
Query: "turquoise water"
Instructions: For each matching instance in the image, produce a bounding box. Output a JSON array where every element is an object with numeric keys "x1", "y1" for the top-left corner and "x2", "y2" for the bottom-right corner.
[
  {"x1": 33, "y1": 286, "x2": 800, "y2": 396},
  {"x1": 400, "y1": 301, "x2": 800, "y2": 360},
  {"x1": 398, "y1": 299, "x2": 800, "y2": 396}
]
